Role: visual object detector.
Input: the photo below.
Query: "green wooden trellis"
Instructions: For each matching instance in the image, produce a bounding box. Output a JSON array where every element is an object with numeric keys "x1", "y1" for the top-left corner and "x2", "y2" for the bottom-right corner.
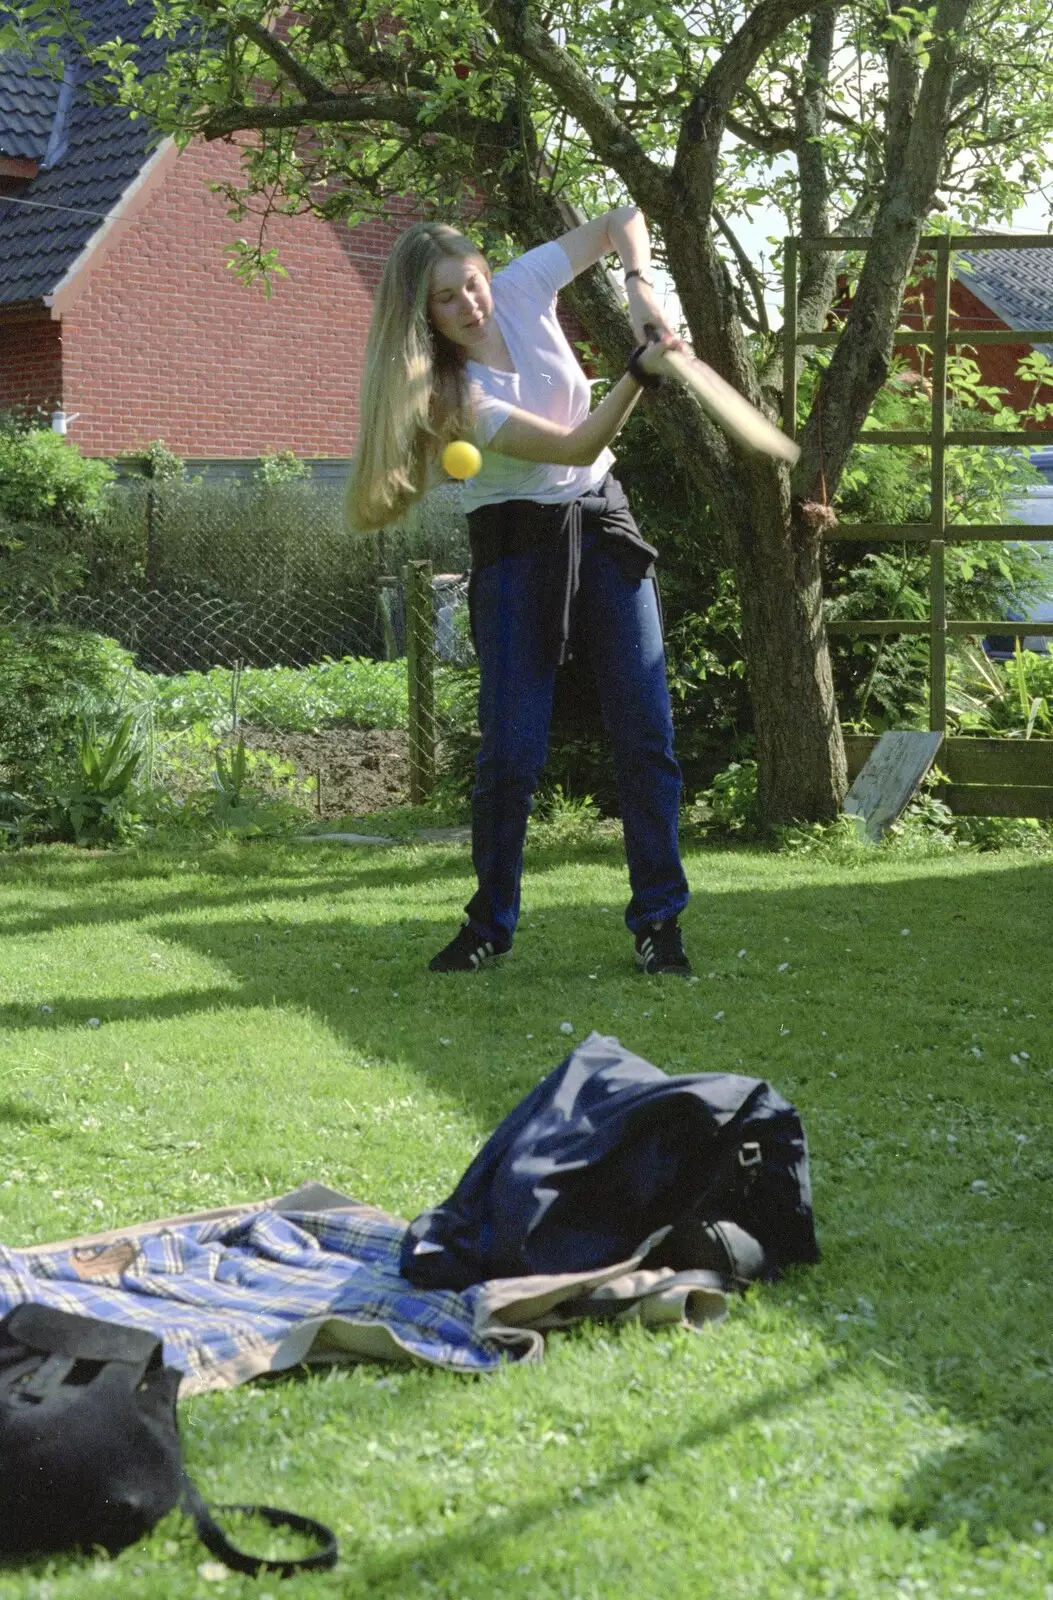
[{"x1": 782, "y1": 233, "x2": 1053, "y2": 817}]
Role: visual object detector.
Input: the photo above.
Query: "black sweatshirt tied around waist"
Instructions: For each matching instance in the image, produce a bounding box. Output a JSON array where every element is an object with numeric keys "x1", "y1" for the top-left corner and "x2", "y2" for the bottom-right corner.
[{"x1": 466, "y1": 473, "x2": 659, "y2": 668}]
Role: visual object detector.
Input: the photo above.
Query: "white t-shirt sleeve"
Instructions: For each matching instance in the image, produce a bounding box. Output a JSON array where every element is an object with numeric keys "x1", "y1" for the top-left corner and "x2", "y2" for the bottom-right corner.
[
  {"x1": 469, "y1": 380, "x2": 515, "y2": 447},
  {"x1": 494, "y1": 240, "x2": 575, "y2": 308}
]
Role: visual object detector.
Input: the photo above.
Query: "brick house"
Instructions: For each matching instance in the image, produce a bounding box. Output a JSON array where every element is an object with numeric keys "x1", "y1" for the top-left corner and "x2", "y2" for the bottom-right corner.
[{"x1": 0, "y1": 0, "x2": 402, "y2": 463}]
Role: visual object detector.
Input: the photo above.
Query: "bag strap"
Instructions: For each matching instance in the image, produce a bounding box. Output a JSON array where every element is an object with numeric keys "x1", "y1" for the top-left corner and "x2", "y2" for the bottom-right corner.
[
  {"x1": 180, "y1": 1475, "x2": 338, "y2": 1578},
  {"x1": 3, "y1": 1305, "x2": 160, "y2": 1377}
]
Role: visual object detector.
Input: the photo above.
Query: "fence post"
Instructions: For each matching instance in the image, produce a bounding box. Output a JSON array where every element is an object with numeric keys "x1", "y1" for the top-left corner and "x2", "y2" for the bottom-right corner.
[
  {"x1": 929, "y1": 540, "x2": 947, "y2": 733},
  {"x1": 929, "y1": 237, "x2": 951, "y2": 734},
  {"x1": 404, "y1": 559, "x2": 435, "y2": 801},
  {"x1": 145, "y1": 486, "x2": 157, "y2": 587},
  {"x1": 378, "y1": 576, "x2": 399, "y2": 660}
]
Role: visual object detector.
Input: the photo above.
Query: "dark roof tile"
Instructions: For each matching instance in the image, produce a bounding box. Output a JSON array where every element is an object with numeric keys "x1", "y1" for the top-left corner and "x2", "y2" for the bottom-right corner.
[
  {"x1": 956, "y1": 242, "x2": 1053, "y2": 362},
  {"x1": 956, "y1": 245, "x2": 1053, "y2": 331},
  {"x1": 0, "y1": 50, "x2": 61, "y2": 160},
  {"x1": 0, "y1": 0, "x2": 170, "y2": 305}
]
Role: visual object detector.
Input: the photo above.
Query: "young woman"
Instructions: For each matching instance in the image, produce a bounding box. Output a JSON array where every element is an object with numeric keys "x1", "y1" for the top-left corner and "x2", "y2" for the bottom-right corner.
[{"x1": 347, "y1": 207, "x2": 692, "y2": 975}]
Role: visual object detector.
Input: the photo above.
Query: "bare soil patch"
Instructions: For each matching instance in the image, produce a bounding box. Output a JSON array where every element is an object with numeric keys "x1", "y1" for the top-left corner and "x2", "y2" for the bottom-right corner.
[{"x1": 239, "y1": 726, "x2": 410, "y2": 817}]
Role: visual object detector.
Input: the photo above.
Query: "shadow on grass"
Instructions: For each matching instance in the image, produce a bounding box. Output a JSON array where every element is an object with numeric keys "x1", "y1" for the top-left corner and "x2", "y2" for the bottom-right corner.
[
  {"x1": 0, "y1": 842, "x2": 479, "y2": 939},
  {"x1": 0, "y1": 1096, "x2": 50, "y2": 1128},
  {"x1": 339, "y1": 1366, "x2": 841, "y2": 1593},
  {"x1": 0, "y1": 987, "x2": 245, "y2": 1034},
  {"x1": 2, "y1": 841, "x2": 1052, "y2": 1547}
]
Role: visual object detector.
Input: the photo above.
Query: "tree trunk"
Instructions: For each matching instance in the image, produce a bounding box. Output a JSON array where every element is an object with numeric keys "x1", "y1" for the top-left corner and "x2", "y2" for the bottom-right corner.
[
  {"x1": 561, "y1": 247, "x2": 846, "y2": 826},
  {"x1": 657, "y1": 218, "x2": 847, "y2": 826},
  {"x1": 733, "y1": 467, "x2": 846, "y2": 826}
]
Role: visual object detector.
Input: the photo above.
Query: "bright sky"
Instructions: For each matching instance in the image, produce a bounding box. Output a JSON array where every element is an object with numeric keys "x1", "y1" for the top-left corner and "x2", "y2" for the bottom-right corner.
[{"x1": 650, "y1": 194, "x2": 1053, "y2": 333}]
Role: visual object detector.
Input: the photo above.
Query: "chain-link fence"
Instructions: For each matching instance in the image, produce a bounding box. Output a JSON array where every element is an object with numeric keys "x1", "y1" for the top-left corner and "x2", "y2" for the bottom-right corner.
[
  {"x1": 1, "y1": 472, "x2": 473, "y2": 820},
  {"x1": 82, "y1": 475, "x2": 447, "y2": 667}
]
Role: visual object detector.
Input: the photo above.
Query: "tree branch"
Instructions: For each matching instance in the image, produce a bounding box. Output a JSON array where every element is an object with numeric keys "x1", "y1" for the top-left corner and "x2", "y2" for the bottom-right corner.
[
  {"x1": 725, "y1": 111, "x2": 797, "y2": 154},
  {"x1": 672, "y1": 0, "x2": 831, "y2": 209},
  {"x1": 713, "y1": 204, "x2": 771, "y2": 333},
  {"x1": 198, "y1": 0, "x2": 332, "y2": 103},
  {"x1": 200, "y1": 90, "x2": 497, "y2": 143},
  {"x1": 883, "y1": 6, "x2": 921, "y2": 183},
  {"x1": 481, "y1": 0, "x2": 671, "y2": 215},
  {"x1": 336, "y1": 17, "x2": 438, "y2": 93},
  {"x1": 794, "y1": 0, "x2": 976, "y2": 501},
  {"x1": 794, "y1": 5, "x2": 838, "y2": 330}
]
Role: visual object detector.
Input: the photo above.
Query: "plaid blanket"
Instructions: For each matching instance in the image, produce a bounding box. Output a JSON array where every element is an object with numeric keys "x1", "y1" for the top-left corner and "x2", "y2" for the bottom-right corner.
[
  {"x1": 0, "y1": 1189, "x2": 728, "y2": 1395},
  {"x1": 0, "y1": 1201, "x2": 545, "y2": 1394}
]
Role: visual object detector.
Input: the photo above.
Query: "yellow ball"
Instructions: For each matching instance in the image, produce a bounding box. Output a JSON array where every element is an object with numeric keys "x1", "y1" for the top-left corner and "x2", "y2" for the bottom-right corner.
[{"x1": 441, "y1": 440, "x2": 482, "y2": 480}]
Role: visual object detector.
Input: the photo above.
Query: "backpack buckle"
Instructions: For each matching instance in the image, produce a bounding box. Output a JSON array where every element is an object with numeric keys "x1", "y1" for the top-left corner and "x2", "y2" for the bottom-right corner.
[{"x1": 738, "y1": 1142, "x2": 762, "y2": 1170}]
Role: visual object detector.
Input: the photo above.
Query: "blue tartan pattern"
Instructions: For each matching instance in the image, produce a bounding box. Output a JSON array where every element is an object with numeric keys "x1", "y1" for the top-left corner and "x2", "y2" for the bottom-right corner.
[{"x1": 0, "y1": 1205, "x2": 520, "y2": 1391}]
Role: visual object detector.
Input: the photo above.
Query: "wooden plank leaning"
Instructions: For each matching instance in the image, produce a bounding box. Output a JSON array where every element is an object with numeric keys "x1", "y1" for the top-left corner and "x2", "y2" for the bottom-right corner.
[{"x1": 843, "y1": 730, "x2": 945, "y2": 842}]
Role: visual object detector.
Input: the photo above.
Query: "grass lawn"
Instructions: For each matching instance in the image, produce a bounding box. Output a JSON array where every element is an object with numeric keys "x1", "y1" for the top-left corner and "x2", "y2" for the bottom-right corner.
[{"x1": 0, "y1": 833, "x2": 1051, "y2": 1599}]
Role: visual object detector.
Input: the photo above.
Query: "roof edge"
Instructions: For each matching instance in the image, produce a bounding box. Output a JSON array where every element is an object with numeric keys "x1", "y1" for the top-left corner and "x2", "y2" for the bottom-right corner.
[{"x1": 43, "y1": 134, "x2": 178, "y2": 319}]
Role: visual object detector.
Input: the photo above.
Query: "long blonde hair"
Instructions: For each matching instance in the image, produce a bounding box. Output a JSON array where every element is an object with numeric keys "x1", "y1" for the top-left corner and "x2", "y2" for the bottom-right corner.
[{"x1": 346, "y1": 223, "x2": 486, "y2": 532}]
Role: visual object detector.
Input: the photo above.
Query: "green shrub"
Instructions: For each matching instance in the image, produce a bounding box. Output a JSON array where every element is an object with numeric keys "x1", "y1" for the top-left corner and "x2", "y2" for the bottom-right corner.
[
  {"x1": 688, "y1": 759, "x2": 760, "y2": 837},
  {"x1": 254, "y1": 450, "x2": 311, "y2": 486},
  {"x1": 947, "y1": 646, "x2": 1053, "y2": 737},
  {"x1": 0, "y1": 427, "x2": 114, "y2": 527},
  {"x1": 0, "y1": 627, "x2": 152, "y2": 843},
  {"x1": 44, "y1": 713, "x2": 145, "y2": 846},
  {"x1": 145, "y1": 657, "x2": 476, "y2": 735},
  {"x1": 150, "y1": 658, "x2": 405, "y2": 731},
  {"x1": 118, "y1": 439, "x2": 185, "y2": 482},
  {"x1": 824, "y1": 363, "x2": 1048, "y2": 731},
  {"x1": 0, "y1": 429, "x2": 116, "y2": 618},
  {"x1": 0, "y1": 625, "x2": 143, "y2": 777},
  {"x1": 951, "y1": 813, "x2": 1053, "y2": 851},
  {"x1": 139, "y1": 728, "x2": 312, "y2": 843},
  {"x1": 773, "y1": 814, "x2": 873, "y2": 861},
  {"x1": 0, "y1": 516, "x2": 85, "y2": 615},
  {"x1": 528, "y1": 785, "x2": 605, "y2": 844}
]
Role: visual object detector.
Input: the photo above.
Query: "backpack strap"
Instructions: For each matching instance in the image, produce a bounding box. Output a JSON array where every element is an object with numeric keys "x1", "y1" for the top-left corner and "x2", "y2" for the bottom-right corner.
[{"x1": 181, "y1": 1475, "x2": 338, "y2": 1578}]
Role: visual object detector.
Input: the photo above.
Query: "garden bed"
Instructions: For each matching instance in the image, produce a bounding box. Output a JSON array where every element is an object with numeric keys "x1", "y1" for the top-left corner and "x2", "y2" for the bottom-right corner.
[{"x1": 238, "y1": 724, "x2": 411, "y2": 816}]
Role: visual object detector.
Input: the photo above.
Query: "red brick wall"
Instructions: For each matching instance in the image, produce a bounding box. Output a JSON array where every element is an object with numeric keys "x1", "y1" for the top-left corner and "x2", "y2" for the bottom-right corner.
[
  {"x1": 60, "y1": 140, "x2": 402, "y2": 458},
  {"x1": 0, "y1": 306, "x2": 62, "y2": 416}
]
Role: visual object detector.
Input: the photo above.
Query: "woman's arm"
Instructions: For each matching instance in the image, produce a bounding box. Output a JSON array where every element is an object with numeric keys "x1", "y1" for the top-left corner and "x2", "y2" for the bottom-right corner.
[
  {"x1": 487, "y1": 339, "x2": 674, "y2": 467},
  {"x1": 557, "y1": 205, "x2": 678, "y2": 344}
]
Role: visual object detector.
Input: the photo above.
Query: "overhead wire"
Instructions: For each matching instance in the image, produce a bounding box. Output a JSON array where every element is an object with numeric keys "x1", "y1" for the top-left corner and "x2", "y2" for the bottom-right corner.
[{"x1": 0, "y1": 193, "x2": 123, "y2": 221}]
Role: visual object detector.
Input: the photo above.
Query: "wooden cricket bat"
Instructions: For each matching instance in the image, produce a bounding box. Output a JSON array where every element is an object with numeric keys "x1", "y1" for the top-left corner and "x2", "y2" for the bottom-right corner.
[{"x1": 649, "y1": 333, "x2": 800, "y2": 464}]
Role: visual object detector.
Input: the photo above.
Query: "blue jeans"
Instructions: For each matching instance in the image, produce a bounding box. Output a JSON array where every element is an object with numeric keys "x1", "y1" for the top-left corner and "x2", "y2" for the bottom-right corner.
[{"x1": 465, "y1": 531, "x2": 689, "y2": 947}]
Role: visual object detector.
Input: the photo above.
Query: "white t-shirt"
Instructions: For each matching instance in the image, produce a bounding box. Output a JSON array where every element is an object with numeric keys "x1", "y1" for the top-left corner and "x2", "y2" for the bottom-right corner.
[{"x1": 458, "y1": 240, "x2": 614, "y2": 512}]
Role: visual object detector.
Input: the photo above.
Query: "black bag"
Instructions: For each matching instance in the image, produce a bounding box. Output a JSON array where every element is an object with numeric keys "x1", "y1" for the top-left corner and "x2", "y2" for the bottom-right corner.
[{"x1": 0, "y1": 1305, "x2": 337, "y2": 1576}]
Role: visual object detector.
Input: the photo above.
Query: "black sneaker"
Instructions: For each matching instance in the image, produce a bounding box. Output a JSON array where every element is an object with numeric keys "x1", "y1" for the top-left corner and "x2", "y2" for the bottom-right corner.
[
  {"x1": 428, "y1": 923, "x2": 504, "y2": 973},
  {"x1": 634, "y1": 918, "x2": 692, "y2": 976}
]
